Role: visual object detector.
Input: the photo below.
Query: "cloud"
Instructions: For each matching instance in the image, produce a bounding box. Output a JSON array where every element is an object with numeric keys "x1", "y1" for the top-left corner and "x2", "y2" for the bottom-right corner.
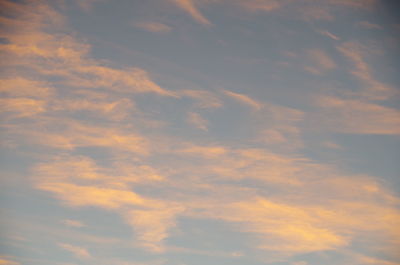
[
  {"x1": 321, "y1": 141, "x2": 343, "y2": 149},
  {"x1": 31, "y1": 142, "x2": 400, "y2": 257},
  {"x1": 181, "y1": 90, "x2": 222, "y2": 109},
  {"x1": 6, "y1": 119, "x2": 150, "y2": 155},
  {"x1": 170, "y1": 0, "x2": 212, "y2": 25},
  {"x1": 178, "y1": 144, "x2": 227, "y2": 158},
  {"x1": 167, "y1": 0, "x2": 377, "y2": 25},
  {"x1": 0, "y1": 77, "x2": 52, "y2": 98},
  {"x1": 2, "y1": 1, "x2": 399, "y2": 263},
  {"x1": 123, "y1": 206, "x2": 184, "y2": 253},
  {"x1": 254, "y1": 103, "x2": 304, "y2": 150},
  {"x1": 62, "y1": 219, "x2": 86, "y2": 228},
  {"x1": 259, "y1": 125, "x2": 302, "y2": 149},
  {"x1": 38, "y1": 183, "x2": 147, "y2": 209},
  {"x1": 349, "y1": 252, "x2": 400, "y2": 265},
  {"x1": 304, "y1": 49, "x2": 336, "y2": 75},
  {"x1": 237, "y1": 0, "x2": 282, "y2": 12},
  {"x1": 0, "y1": 261, "x2": 19, "y2": 265},
  {"x1": 223, "y1": 89, "x2": 263, "y2": 110},
  {"x1": 40, "y1": 184, "x2": 182, "y2": 252},
  {"x1": 53, "y1": 97, "x2": 134, "y2": 121},
  {"x1": 32, "y1": 155, "x2": 181, "y2": 252},
  {"x1": 161, "y1": 145, "x2": 400, "y2": 257},
  {"x1": 234, "y1": 0, "x2": 377, "y2": 21},
  {"x1": 313, "y1": 96, "x2": 400, "y2": 135},
  {"x1": 135, "y1": 22, "x2": 172, "y2": 33},
  {"x1": 187, "y1": 112, "x2": 208, "y2": 131},
  {"x1": 337, "y1": 42, "x2": 396, "y2": 100},
  {"x1": 0, "y1": 256, "x2": 20, "y2": 265},
  {"x1": 316, "y1": 30, "x2": 340, "y2": 40},
  {"x1": 228, "y1": 198, "x2": 348, "y2": 253},
  {"x1": 0, "y1": 98, "x2": 46, "y2": 118},
  {"x1": 357, "y1": 21, "x2": 382, "y2": 30},
  {"x1": 328, "y1": 0, "x2": 377, "y2": 9},
  {"x1": 74, "y1": 0, "x2": 105, "y2": 12},
  {"x1": 58, "y1": 243, "x2": 91, "y2": 259},
  {"x1": 0, "y1": 1, "x2": 176, "y2": 98},
  {"x1": 308, "y1": 41, "x2": 399, "y2": 136}
]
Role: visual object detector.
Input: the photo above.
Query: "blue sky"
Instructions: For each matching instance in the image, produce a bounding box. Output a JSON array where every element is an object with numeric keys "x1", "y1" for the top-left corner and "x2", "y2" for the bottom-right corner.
[{"x1": 0, "y1": 0, "x2": 400, "y2": 264}]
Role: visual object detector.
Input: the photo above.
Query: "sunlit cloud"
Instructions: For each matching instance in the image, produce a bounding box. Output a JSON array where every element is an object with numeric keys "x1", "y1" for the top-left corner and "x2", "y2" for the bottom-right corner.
[
  {"x1": 0, "y1": 98, "x2": 46, "y2": 118},
  {"x1": 58, "y1": 243, "x2": 91, "y2": 259},
  {"x1": 304, "y1": 49, "x2": 336, "y2": 75},
  {"x1": 0, "y1": 256, "x2": 20, "y2": 265},
  {"x1": 316, "y1": 29, "x2": 340, "y2": 40},
  {"x1": 223, "y1": 89, "x2": 263, "y2": 110},
  {"x1": 357, "y1": 20, "x2": 383, "y2": 30},
  {"x1": 0, "y1": 261, "x2": 19, "y2": 265},
  {"x1": 187, "y1": 112, "x2": 208, "y2": 131},
  {"x1": 123, "y1": 206, "x2": 185, "y2": 253},
  {"x1": 313, "y1": 96, "x2": 400, "y2": 135},
  {"x1": 170, "y1": 0, "x2": 212, "y2": 25},
  {"x1": 135, "y1": 22, "x2": 172, "y2": 33},
  {"x1": 1, "y1": 0, "x2": 399, "y2": 264},
  {"x1": 237, "y1": 0, "x2": 282, "y2": 12},
  {"x1": 62, "y1": 219, "x2": 86, "y2": 228},
  {"x1": 181, "y1": 90, "x2": 222, "y2": 109},
  {"x1": 337, "y1": 41, "x2": 396, "y2": 100}
]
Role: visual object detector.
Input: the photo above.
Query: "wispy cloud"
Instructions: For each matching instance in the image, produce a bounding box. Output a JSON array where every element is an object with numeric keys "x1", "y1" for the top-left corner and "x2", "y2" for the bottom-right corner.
[
  {"x1": 237, "y1": 0, "x2": 282, "y2": 12},
  {"x1": 255, "y1": 103, "x2": 304, "y2": 150},
  {"x1": 223, "y1": 89, "x2": 263, "y2": 110},
  {"x1": 313, "y1": 96, "x2": 400, "y2": 135},
  {"x1": 316, "y1": 29, "x2": 340, "y2": 40},
  {"x1": 234, "y1": 0, "x2": 377, "y2": 21},
  {"x1": 135, "y1": 22, "x2": 172, "y2": 33},
  {"x1": 32, "y1": 155, "x2": 181, "y2": 252},
  {"x1": 170, "y1": 0, "x2": 212, "y2": 25},
  {"x1": 1, "y1": 1, "x2": 399, "y2": 264},
  {"x1": 357, "y1": 20, "x2": 383, "y2": 30},
  {"x1": 58, "y1": 243, "x2": 91, "y2": 259},
  {"x1": 304, "y1": 49, "x2": 336, "y2": 75},
  {"x1": 0, "y1": 98, "x2": 46, "y2": 118},
  {"x1": 62, "y1": 219, "x2": 86, "y2": 228},
  {"x1": 187, "y1": 112, "x2": 208, "y2": 131},
  {"x1": 0, "y1": 256, "x2": 20, "y2": 265},
  {"x1": 337, "y1": 41, "x2": 396, "y2": 100},
  {"x1": 123, "y1": 206, "x2": 184, "y2": 253},
  {"x1": 181, "y1": 90, "x2": 222, "y2": 109}
]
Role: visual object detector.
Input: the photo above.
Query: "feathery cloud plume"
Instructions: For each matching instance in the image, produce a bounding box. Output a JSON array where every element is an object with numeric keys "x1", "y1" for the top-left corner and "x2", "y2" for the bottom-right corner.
[
  {"x1": 223, "y1": 89, "x2": 263, "y2": 110},
  {"x1": 58, "y1": 243, "x2": 91, "y2": 259},
  {"x1": 135, "y1": 22, "x2": 172, "y2": 33},
  {"x1": 171, "y1": 0, "x2": 212, "y2": 25}
]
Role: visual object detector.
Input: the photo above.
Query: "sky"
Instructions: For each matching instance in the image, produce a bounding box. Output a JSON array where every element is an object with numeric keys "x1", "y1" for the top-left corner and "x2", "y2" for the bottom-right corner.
[{"x1": 0, "y1": 0, "x2": 400, "y2": 264}]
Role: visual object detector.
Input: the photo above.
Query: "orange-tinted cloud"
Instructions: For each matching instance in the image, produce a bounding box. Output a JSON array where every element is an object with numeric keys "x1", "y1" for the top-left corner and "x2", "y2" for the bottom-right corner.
[
  {"x1": 2, "y1": 1, "x2": 399, "y2": 263},
  {"x1": 0, "y1": 98, "x2": 46, "y2": 118},
  {"x1": 316, "y1": 29, "x2": 340, "y2": 40},
  {"x1": 187, "y1": 112, "x2": 208, "y2": 131},
  {"x1": 0, "y1": 78, "x2": 52, "y2": 98},
  {"x1": 171, "y1": 0, "x2": 212, "y2": 25},
  {"x1": 313, "y1": 96, "x2": 400, "y2": 135},
  {"x1": 304, "y1": 49, "x2": 336, "y2": 75},
  {"x1": 135, "y1": 22, "x2": 172, "y2": 33},
  {"x1": 0, "y1": 260, "x2": 19, "y2": 265},
  {"x1": 181, "y1": 90, "x2": 222, "y2": 109},
  {"x1": 58, "y1": 243, "x2": 91, "y2": 259},
  {"x1": 62, "y1": 219, "x2": 86, "y2": 228},
  {"x1": 337, "y1": 41, "x2": 396, "y2": 100},
  {"x1": 123, "y1": 206, "x2": 184, "y2": 252},
  {"x1": 223, "y1": 89, "x2": 263, "y2": 110},
  {"x1": 237, "y1": 0, "x2": 281, "y2": 12}
]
